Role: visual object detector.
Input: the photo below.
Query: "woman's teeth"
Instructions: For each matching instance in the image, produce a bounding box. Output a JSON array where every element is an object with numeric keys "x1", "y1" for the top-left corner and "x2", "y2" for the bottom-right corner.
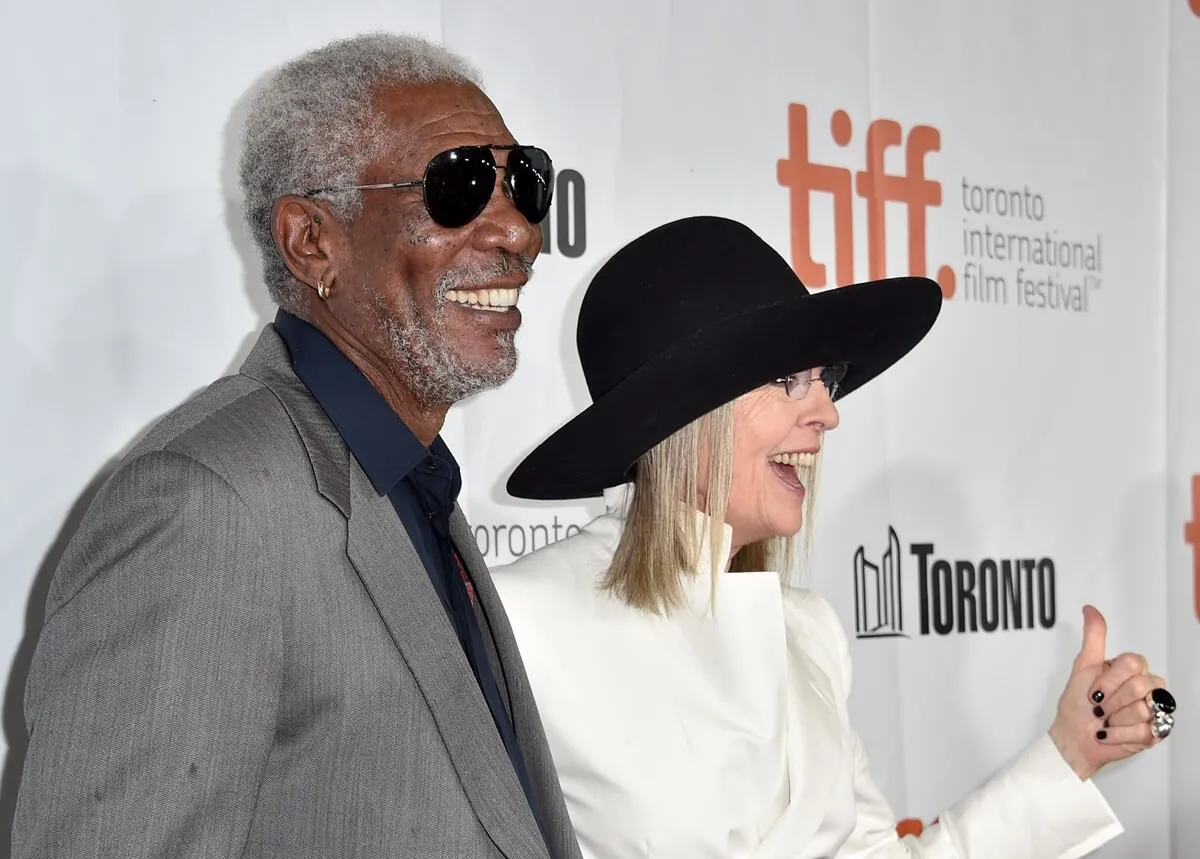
[{"x1": 769, "y1": 452, "x2": 816, "y2": 468}]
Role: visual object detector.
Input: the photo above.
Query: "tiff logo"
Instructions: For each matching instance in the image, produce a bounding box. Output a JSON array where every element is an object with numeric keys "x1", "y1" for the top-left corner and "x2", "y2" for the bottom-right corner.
[
  {"x1": 776, "y1": 104, "x2": 956, "y2": 298},
  {"x1": 853, "y1": 527, "x2": 906, "y2": 638},
  {"x1": 1184, "y1": 474, "x2": 1200, "y2": 621}
]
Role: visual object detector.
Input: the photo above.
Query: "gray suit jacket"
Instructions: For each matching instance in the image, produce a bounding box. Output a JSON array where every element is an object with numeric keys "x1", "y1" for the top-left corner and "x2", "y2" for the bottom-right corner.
[{"x1": 12, "y1": 325, "x2": 583, "y2": 859}]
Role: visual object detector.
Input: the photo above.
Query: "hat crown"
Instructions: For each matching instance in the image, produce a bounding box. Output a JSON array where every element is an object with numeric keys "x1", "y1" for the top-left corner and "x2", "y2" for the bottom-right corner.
[{"x1": 575, "y1": 216, "x2": 809, "y2": 400}]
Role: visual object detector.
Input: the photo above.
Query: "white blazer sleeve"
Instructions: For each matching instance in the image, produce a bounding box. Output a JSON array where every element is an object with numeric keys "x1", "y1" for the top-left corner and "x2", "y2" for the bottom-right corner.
[{"x1": 806, "y1": 595, "x2": 1124, "y2": 859}]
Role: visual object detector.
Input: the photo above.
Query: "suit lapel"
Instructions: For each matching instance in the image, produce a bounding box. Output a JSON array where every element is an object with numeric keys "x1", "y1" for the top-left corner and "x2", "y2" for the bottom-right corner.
[
  {"x1": 451, "y1": 512, "x2": 584, "y2": 859},
  {"x1": 239, "y1": 326, "x2": 550, "y2": 859},
  {"x1": 345, "y1": 476, "x2": 549, "y2": 859}
]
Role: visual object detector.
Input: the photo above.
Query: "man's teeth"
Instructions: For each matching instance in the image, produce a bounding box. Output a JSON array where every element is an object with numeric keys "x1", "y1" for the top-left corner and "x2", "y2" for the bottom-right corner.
[
  {"x1": 770, "y1": 452, "x2": 816, "y2": 468},
  {"x1": 445, "y1": 288, "x2": 519, "y2": 311}
]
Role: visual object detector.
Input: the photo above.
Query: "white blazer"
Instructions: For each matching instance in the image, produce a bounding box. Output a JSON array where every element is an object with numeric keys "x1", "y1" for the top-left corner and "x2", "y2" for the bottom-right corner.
[{"x1": 490, "y1": 486, "x2": 1123, "y2": 859}]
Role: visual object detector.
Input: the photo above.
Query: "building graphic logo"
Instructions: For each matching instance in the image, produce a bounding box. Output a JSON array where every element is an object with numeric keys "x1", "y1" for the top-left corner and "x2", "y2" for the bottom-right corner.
[{"x1": 854, "y1": 527, "x2": 906, "y2": 638}]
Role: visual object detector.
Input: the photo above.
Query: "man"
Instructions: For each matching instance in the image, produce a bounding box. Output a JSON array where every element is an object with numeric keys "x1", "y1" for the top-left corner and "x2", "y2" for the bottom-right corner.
[{"x1": 13, "y1": 33, "x2": 581, "y2": 859}]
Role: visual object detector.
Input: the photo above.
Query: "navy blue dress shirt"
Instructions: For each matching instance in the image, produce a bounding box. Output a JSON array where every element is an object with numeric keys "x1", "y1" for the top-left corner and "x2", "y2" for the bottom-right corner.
[{"x1": 273, "y1": 311, "x2": 544, "y2": 839}]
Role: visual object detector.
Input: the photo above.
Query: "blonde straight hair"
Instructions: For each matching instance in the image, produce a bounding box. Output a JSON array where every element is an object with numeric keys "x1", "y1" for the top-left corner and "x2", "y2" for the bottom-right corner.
[{"x1": 602, "y1": 396, "x2": 821, "y2": 614}]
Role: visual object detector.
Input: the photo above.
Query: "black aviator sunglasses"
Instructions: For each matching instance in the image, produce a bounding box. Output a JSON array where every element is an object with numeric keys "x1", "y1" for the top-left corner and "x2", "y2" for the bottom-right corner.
[{"x1": 301, "y1": 144, "x2": 554, "y2": 229}]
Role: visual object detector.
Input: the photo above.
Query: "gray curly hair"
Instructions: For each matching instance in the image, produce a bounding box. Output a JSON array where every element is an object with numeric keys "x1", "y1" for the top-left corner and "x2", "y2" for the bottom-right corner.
[{"x1": 238, "y1": 33, "x2": 484, "y2": 309}]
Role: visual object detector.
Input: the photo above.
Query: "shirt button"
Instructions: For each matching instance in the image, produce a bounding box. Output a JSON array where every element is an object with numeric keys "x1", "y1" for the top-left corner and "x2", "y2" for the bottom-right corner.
[{"x1": 425, "y1": 461, "x2": 438, "y2": 472}]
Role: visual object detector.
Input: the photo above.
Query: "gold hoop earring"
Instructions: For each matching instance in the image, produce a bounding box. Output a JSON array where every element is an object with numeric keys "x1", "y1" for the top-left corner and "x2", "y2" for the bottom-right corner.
[{"x1": 316, "y1": 279, "x2": 331, "y2": 301}]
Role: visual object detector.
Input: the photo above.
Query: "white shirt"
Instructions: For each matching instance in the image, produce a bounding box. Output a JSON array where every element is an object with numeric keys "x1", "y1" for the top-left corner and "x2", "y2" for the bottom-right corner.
[{"x1": 491, "y1": 486, "x2": 1123, "y2": 858}]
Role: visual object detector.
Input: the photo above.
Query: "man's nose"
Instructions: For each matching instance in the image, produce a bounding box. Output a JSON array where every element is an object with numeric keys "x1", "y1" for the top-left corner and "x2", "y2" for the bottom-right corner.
[{"x1": 470, "y1": 174, "x2": 543, "y2": 257}]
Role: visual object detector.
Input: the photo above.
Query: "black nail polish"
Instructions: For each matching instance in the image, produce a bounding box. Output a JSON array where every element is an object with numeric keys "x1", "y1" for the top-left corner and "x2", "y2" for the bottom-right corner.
[
  {"x1": 1103, "y1": 718, "x2": 1109, "y2": 728},
  {"x1": 1096, "y1": 730, "x2": 1107, "y2": 741},
  {"x1": 1093, "y1": 705, "x2": 1104, "y2": 718},
  {"x1": 1091, "y1": 690, "x2": 1104, "y2": 704}
]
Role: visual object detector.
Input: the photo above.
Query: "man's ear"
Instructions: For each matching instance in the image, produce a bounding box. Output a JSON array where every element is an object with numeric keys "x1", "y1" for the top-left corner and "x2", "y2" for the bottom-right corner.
[{"x1": 272, "y1": 196, "x2": 342, "y2": 293}]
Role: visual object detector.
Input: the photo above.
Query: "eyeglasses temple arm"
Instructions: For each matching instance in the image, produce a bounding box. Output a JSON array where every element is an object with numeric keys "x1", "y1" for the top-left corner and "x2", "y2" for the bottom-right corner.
[{"x1": 301, "y1": 180, "x2": 424, "y2": 197}]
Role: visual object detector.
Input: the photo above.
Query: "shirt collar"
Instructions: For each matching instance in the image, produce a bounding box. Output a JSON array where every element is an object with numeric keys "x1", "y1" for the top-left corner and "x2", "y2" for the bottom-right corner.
[{"x1": 273, "y1": 310, "x2": 460, "y2": 497}]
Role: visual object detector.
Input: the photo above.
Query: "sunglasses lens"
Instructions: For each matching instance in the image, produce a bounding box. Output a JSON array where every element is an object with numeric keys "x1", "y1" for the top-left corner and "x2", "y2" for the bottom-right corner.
[
  {"x1": 505, "y1": 147, "x2": 554, "y2": 224},
  {"x1": 423, "y1": 148, "x2": 498, "y2": 228}
]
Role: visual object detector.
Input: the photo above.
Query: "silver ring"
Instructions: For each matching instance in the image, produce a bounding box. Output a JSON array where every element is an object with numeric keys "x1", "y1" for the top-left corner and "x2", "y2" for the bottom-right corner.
[{"x1": 1151, "y1": 714, "x2": 1173, "y2": 741}]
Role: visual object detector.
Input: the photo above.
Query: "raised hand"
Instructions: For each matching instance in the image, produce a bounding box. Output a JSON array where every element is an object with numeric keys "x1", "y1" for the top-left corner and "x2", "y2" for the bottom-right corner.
[{"x1": 1047, "y1": 605, "x2": 1173, "y2": 780}]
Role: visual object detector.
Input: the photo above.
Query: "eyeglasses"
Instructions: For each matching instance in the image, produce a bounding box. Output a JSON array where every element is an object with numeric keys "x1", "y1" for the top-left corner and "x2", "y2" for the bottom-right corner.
[
  {"x1": 774, "y1": 364, "x2": 848, "y2": 401},
  {"x1": 301, "y1": 144, "x2": 554, "y2": 229}
]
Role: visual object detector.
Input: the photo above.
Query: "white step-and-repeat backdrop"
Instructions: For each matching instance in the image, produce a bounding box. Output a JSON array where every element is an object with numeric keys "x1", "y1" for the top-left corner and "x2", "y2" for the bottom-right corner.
[{"x1": 2, "y1": 1, "x2": 1195, "y2": 856}]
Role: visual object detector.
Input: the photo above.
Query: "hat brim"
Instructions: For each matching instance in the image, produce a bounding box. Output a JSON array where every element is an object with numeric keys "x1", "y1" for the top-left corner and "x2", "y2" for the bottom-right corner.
[{"x1": 506, "y1": 276, "x2": 943, "y2": 501}]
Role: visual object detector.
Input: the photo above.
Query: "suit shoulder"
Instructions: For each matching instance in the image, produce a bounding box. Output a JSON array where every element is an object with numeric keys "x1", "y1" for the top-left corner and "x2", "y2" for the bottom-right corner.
[
  {"x1": 128, "y1": 372, "x2": 261, "y2": 451},
  {"x1": 123, "y1": 374, "x2": 309, "y2": 492}
]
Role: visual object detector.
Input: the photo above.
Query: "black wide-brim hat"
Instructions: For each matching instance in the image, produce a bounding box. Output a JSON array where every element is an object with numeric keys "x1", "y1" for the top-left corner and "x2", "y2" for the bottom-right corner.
[{"x1": 507, "y1": 215, "x2": 943, "y2": 501}]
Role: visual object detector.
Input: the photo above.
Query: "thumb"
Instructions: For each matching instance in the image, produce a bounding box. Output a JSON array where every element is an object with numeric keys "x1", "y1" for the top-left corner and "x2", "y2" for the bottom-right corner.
[{"x1": 1075, "y1": 604, "x2": 1107, "y2": 668}]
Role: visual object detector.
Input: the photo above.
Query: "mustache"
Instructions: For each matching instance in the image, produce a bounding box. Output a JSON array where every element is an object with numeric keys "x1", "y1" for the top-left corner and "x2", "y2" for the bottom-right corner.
[{"x1": 435, "y1": 251, "x2": 536, "y2": 297}]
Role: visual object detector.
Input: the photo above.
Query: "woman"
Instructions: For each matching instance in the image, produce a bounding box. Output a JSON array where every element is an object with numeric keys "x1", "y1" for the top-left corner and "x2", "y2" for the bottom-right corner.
[{"x1": 490, "y1": 216, "x2": 1175, "y2": 858}]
